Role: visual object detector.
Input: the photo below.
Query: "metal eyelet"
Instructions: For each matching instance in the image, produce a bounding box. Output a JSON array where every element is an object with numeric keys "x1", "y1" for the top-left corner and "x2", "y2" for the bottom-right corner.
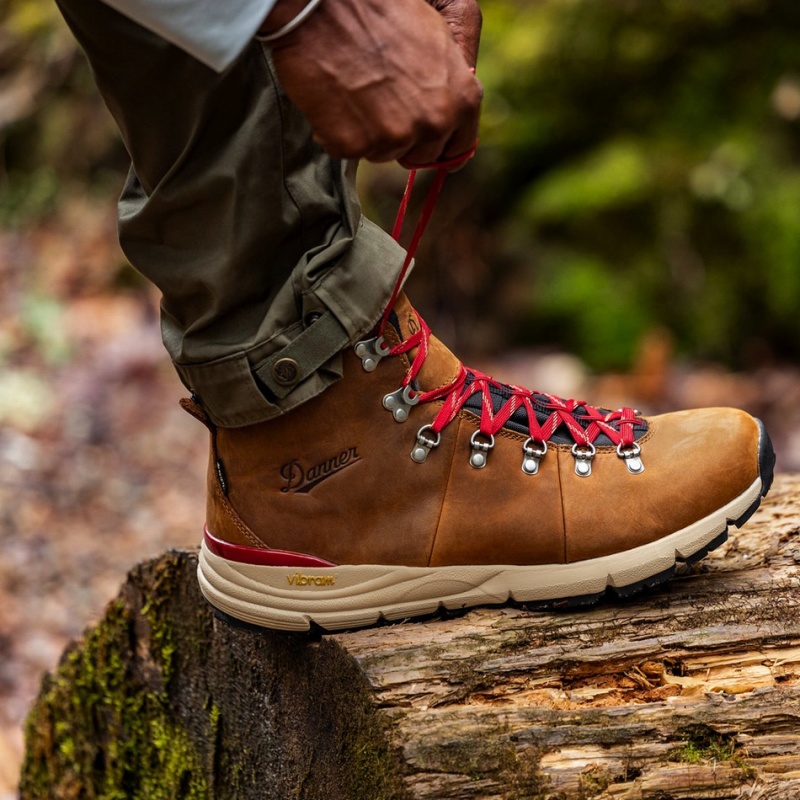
[
  {"x1": 521, "y1": 438, "x2": 547, "y2": 475},
  {"x1": 572, "y1": 442, "x2": 596, "y2": 477},
  {"x1": 354, "y1": 336, "x2": 390, "y2": 372},
  {"x1": 411, "y1": 425, "x2": 441, "y2": 463},
  {"x1": 382, "y1": 385, "x2": 420, "y2": 423},
  {"x1": 617, "y1": 441, "x2": 644, "y2": 474},
  {"x1": 469, "y1": 431, "x2": 495, "y2": 470}
]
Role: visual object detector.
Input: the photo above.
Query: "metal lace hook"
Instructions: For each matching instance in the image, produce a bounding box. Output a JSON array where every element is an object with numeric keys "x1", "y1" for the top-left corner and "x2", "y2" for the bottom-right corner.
[
  {"x1": 383, "y1": 384, "x2": 420, "y2": 423},
  {"x1": 411, "y1": 425, "x2": 441, "y2": 464},
  {"x1": 521, "y1": 438, "x2": 547, "y2": 475},
  {"x1": 469, "y1": 431, "x2": 495, "y2": 469},
  {"x1": 572, "y1": 442, "x2": 596, "y2": 477},
  {"x1": 617, "y1": 441, "x2": 644, "y2": 474},
  {"x1": 354, "y1": 336, "x2": 390, "y2": 372}
]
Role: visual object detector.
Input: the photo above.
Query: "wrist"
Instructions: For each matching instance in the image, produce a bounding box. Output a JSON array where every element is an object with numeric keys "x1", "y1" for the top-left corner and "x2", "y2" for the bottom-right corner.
[{"x1": 258, "y1": 0, "x2": 321, "y2": 38}]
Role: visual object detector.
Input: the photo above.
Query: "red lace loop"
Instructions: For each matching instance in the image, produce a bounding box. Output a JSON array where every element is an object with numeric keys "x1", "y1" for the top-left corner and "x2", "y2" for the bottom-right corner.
[
  {"x1": 388, "y1": 315, "x2": 430, "y2": 389},
  {"x1": 379, "y1": 169, "x2": 448, "y2": 336},
  {"x1": 379, "y1": 144, "x2": 477, "y2": 337},
  {"x1": 377, "y1": 148, "x2": 643, "y2": 452}
]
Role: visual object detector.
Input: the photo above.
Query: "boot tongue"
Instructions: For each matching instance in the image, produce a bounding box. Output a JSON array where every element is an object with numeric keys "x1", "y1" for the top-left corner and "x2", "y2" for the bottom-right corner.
[{"x1": 389, "y1": 292, "x2": 462, "y2": 393}]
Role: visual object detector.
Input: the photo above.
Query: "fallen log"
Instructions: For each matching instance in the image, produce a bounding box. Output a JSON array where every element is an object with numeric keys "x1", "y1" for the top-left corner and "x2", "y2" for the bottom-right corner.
[{"x1": 20, "y1": 476, "x2": 800, "y2": 799}]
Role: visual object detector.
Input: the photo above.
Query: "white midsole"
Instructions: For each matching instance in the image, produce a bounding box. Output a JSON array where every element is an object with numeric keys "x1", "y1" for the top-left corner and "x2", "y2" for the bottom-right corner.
[{"x1": 197, "y1": 476, "x2": 762, "y2": 631}]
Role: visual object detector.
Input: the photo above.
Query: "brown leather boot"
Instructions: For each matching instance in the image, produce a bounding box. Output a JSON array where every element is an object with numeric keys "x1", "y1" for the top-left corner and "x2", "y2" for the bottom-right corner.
[{"x1": 187, "y1": 292, "x2": 775, "y2": 631}]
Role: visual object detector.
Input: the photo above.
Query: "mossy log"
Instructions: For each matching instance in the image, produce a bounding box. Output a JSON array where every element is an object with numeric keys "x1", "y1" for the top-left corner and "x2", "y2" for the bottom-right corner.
[{"x1": 21, "y1": 476, "x2": 800, "y2": 800}]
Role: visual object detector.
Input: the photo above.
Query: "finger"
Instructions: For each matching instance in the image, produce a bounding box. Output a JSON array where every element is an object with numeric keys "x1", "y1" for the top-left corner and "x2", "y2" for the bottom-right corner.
[
  {"x1": 439, "y1": 79, "x2": 482, "y2": 166},
  {"x1": 313, "y1": 120, "x2": 410, "y2": 163},
  {"x1": 396, "y1": 128, "x2": 451, "y2": 169},
  {"x1": 439, "y1": 132, "x2": 478, "y2": 172}
]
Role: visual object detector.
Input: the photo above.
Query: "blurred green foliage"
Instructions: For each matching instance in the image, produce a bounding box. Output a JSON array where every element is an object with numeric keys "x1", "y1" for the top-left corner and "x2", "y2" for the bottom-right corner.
[
  {"x1": 4, "y1": 0, "x2": 800, "y2": 369},
  {"x1": 463, "y1": 0, "x2": 800, "y2": 368},
  {"x1": 0, "y1": 0, "x2": 125, "y2": 225}
]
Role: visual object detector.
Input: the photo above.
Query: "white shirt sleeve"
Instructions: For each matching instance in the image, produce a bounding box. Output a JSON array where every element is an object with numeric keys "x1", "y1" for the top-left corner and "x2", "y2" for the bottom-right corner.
[{"x1": 99, "y1": 0, "x2": 278, "y2": 72}]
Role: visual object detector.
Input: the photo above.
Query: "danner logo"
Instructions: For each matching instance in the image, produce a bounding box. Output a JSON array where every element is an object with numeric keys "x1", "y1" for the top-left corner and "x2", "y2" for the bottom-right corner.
[
  {"x1": 287, "y1": 572, "x2": 336, "y2": 587},
  {"x1": 280, "y1": 447, "x2": 360, "y2": 493}
]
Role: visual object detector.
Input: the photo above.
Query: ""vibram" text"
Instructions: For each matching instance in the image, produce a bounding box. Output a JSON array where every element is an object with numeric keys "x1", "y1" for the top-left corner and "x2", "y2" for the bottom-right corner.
[{"x1": 286, "y1": 573, "x2": 336, "y2": 587}]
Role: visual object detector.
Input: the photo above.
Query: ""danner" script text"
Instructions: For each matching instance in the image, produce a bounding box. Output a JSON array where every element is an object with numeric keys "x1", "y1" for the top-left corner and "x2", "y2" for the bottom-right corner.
[{"x1": 280, "y1": 447, "x2": 360, "y2": 493}]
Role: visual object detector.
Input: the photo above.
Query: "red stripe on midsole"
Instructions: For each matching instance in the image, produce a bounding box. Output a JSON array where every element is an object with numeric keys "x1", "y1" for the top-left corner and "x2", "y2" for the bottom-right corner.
[{"x1": 203, "y1": 527, "x2": 337, "y2": 568}]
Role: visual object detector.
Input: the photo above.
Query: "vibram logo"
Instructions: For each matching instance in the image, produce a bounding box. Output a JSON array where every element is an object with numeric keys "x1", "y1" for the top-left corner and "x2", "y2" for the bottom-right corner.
[{"x1": 287, "y1": 573, "x2": 336, "y2": 587}]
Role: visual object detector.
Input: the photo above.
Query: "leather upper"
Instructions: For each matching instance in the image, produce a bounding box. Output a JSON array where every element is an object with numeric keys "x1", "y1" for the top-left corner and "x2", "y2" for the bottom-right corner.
[{"x1": 192, "y1": 296, "x2": 762, "y2": 568}]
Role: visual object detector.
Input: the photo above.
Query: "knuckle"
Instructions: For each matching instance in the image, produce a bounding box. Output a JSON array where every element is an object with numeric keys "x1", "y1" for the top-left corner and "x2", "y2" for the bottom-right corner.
[
  {"x1": 422, "y1": 108, "x2": 453, "y2": 138},
  {"x1": 427, "y1": 94, "x2": 464, "y2": 132},
  {"x1": 461, "y1": 79, "x2": 484, "y2": 110},
  {"x1": 372, "y1": 133, "x2": 411, "y2": 161},
  {"x1": 366, "y1": 130, "x2": 413, "y2": 163}
]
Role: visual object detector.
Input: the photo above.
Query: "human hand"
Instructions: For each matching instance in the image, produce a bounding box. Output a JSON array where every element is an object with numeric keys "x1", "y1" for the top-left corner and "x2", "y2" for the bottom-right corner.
[
  {"x1": 264, "y1": 0, "x2": 483, "y2": 166},
  {"x1": 424, "y1": 0, "x2": 482, "y2": 70}
]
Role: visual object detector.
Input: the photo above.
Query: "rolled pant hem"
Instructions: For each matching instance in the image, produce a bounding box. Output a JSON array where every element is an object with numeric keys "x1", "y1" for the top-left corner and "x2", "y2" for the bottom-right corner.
[{"x1": 174, "y1": 217, "x2": 409, "y2": 428}]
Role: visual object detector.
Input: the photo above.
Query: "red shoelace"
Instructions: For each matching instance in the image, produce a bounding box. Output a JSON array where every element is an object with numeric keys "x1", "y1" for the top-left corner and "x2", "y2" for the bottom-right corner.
[{"x1": 372, "y1": 154, "x2": 643, "y2": 469}]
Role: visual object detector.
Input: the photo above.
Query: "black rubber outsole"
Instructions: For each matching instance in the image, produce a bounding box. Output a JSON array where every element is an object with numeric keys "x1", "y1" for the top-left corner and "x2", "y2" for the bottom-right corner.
[{"x1": 211, "y1": 419, "x2": 777, "y2": 635}]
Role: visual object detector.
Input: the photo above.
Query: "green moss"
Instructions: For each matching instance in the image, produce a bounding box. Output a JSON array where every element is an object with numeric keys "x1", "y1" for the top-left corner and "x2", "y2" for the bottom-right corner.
[
  {"x1": 299, "y1": 640, "x2": 409, "y2": 800},
  {"x1": 340, "y1": 721, "x2": 407, "y2": 800},
  {"x1": 411, "y1": 720, "x2": 513, "y2": 780},
  {"x1": 668, "y1": 725, "x2": 756, "y2": 779},
  {"x1": 577, "y1": 765, "x2": 614, "y2": 797},
  {"x1": 502, "y1": 745, "x2": 554, "y2": 800},
  {"x1": 140, "y1": 567, "x2": 180, "y2": 686},
  {"x1": 670, "y1": 726, "x2": 735, "y2": 764},
  {"x1": 20, "y1": 565, "x2": 215, "y2": 799},
  {"x1": 408, "y1": 719, "x2": 552, "y2": 799},
  {"x1": 21, "y1": 552, "x2": 411, "y2": 800}
]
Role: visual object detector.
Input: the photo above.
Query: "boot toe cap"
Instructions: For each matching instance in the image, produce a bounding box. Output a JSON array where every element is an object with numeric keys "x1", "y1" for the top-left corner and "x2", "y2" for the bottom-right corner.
[{"x1": 563, "y1": 407, "x2": 766, "y2": 563}]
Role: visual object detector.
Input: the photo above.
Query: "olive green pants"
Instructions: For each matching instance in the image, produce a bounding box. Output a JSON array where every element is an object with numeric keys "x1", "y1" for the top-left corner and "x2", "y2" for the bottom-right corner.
[{"x1": 56, "y1": 0, "x2": 408, "y2": 427}]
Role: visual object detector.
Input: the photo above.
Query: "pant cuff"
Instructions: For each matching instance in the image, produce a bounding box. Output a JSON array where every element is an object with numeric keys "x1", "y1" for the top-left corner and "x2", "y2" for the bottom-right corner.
[{"x1": 174, "y1": 218, "x2": 408, "y2": 428}]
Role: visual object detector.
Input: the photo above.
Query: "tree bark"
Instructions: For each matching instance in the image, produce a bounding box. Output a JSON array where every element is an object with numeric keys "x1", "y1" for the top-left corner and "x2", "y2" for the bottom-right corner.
[{"x1": 21, "y1": 476, "x2": 800, "y2": 800}]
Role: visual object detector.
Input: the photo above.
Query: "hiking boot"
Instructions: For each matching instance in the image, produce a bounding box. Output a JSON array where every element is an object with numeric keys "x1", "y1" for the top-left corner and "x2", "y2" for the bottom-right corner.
[{"x1": 187, "y1": 292, "x2": 775, "y2": 631}]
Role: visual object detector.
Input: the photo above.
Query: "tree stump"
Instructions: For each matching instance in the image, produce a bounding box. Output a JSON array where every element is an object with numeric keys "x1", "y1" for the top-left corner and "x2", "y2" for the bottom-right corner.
[{"x1": 20, "y1": 476, "x2": 800, "y2": 800}]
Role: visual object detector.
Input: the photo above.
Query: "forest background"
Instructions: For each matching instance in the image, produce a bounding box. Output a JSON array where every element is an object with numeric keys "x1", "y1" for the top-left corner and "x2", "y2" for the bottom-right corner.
[{"x1": 1, "y1": 0, "x2": 800, "y2": 794}]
